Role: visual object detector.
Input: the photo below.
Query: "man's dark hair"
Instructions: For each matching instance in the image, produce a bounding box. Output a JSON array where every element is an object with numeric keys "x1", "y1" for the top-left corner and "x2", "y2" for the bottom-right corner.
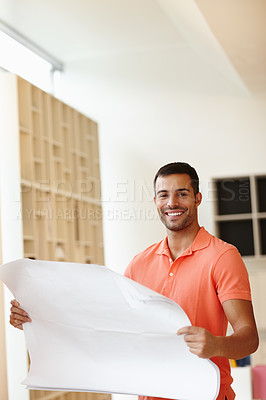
[{"x1": 153, "y1": 162, "x2": 199, "y2": 196}]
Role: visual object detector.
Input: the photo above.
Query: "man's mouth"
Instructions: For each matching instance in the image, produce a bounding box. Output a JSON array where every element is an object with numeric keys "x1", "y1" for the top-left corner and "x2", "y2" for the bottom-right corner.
[{"x1": 165, "y1": 210, "x2": 186, "y2": 216}]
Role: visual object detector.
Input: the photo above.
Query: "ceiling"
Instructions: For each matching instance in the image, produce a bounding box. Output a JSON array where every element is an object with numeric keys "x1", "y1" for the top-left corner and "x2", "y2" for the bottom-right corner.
[
  {"x1": 195, "y1": 0, "x2": 266, "y2": 95},
  {"x1": 0, "y1": 0, "x2": 265, "y2": 96}
]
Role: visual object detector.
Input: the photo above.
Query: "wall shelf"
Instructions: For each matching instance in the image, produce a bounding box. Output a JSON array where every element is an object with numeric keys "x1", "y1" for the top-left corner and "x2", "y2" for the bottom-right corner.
[{"x1": 13, "y1": 76, "x2": 107, "y2": 400}]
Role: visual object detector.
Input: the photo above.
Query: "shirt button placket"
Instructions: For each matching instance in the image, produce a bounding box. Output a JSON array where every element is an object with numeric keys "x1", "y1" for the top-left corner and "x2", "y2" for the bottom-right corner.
[
  {"x1": 162, "y1": 258, "x2": 175, "y2": 296},
  {"x1": 169, "y1": 258, "x2": 174, "y2": 277},
  {"x1": 163, "y1": 258, "x2": 174, "y2": 295}
]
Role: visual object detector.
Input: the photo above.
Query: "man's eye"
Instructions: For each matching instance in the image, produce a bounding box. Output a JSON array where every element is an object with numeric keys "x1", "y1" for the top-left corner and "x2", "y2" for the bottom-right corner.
[
  {"x1": 178, "y1": 192, "x2": 187, "y2": 197},
  {"x1": 159, "y1": 194, "x2": 167, "y2": 198}
]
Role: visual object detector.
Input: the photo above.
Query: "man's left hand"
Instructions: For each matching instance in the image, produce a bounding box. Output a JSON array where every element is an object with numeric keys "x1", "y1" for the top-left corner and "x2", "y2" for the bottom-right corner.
[{"x1": 177, "y1": 326, "x2": 219, "y2": 359}]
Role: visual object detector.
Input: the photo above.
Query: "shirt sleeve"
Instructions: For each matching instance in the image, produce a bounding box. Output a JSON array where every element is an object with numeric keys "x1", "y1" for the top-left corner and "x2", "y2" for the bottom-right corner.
[{"x1": 212, "y1": 247, "x2": 252, "y2": 304}]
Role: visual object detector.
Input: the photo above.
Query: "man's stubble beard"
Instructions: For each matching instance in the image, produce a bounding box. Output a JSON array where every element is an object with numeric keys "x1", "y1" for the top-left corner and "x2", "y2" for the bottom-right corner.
[{"x1": 158, "y1": 205, "x2": 197, "y2": 232}]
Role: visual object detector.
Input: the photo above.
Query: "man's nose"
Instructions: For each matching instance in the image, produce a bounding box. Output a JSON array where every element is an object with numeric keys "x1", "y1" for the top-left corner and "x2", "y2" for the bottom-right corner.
[{"x1": 167, "y1": 195, "x2": 179, "y2": 208}]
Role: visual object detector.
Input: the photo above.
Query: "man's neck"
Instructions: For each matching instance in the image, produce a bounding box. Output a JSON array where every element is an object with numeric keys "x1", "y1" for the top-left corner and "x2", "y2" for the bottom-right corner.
[{"x1": 167, "y1": 224, "x2": 201, "y2": 260}]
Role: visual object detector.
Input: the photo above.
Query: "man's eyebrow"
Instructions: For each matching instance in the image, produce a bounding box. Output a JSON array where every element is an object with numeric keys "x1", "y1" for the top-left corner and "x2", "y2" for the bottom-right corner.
[{"x1": 156, "y1": 188, "x2": 190, "y2": 194}]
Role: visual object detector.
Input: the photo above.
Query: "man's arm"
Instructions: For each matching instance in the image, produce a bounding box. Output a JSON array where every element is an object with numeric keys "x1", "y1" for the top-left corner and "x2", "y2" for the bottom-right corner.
[
  {"x1": 178, "y1": 299, "x2": 259, "y2": 359},
  {"x1": 9, "y1": 300, "x2": 31, "y2": 330}
]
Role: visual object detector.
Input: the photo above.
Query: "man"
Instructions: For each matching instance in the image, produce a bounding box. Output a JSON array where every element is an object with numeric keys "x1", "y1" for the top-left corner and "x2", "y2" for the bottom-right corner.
[
  {"x1": 10, "y1": 162, "x2": 258, "y2": 400},
  {"x1": 124, "y1": 162, "x2": 258, "y2": 400}
]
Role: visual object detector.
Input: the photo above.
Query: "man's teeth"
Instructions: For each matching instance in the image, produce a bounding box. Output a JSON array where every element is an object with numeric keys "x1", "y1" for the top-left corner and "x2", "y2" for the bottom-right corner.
[{"x1": 167, "y1": 212, "x2": 183, "y2": 216}]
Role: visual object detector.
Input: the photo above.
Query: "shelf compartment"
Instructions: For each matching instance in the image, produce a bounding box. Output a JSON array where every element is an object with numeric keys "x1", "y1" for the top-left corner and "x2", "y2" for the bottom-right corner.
[
  {"x1": 73, "y1": 112, "x2": 81, "y2": 151},
  {"x1": 217, "y1": 219, "x2": 255, "y2": 256},
  {"x1": 61, "y1": 103, "x2": 70, "y2": 125},
  {"x1": 62, "y1": 126, "x2": 71, "y2": 170},
  {"x1": 79, "y1": 167, "x2": 90, "y2": 188},
  {"x1": 23, "y1": 239, "x2": 35, "y2": 255},
  {"x1": 35, "y1": 216, "x2": 47, "y2": 260},
  {"x1": 65, "y1": 198, "x2": 75, "y2": 261},
  {"x1": 55, "y1": 194, "x2": 68, "y2": 242},
  {"x1": 31, "y1": 85, "x2": 41, "y2": 110},
  {"x1": 80, "y1": 155, "x2": 88, "y2": 168},
  {"x1": 34, "y1": 190, "x2": 55, "y2": 259},
  {"x1": 55, "y1": 242, "x2": 66, "y2": 261},
  {"x1": 215, "y1": 177, "x2": 251, "y2": 215},
  {"x1": 32, "y1": 109, "x2": 41, "y2": 139},
  {"x1": 51, "y1": 98, "x2": 62, "y2": 142},
  {"x1": 21, "y1": 186, "x2": 35, "y2": 238},
  {"x1": 76, "y1": 202, "x2": 88, "y2": 243},
  {"x1": 33, "y1": 136, "x2": 42, "y2": 159},
  {"x1": 85, "y1": 138, "x2": 93, "y2": 177},
  {"x1": 43, "y1": 140, "x2": 51, "y2": 182},
  {"x1": 91, "y1": 120, "x2": 100, "y2": 180},
  {"x1": 20, "y1": 130, "x2": 33, "y2": 181},
  {"x1": 33, "y1": 159, "x2": 43, "y2": 182},
  {"x1": 42, "y1": 93, "x2": 52, "y2": 139},
  {"x1": 79, "y1": 115, "x2": 88, "y2": 151},
  {"x1": 53, "y1": 158, "x2": 63, "y2": 183},
  {"x1": 70, "y1": 111, "x2": 78, "y2": 150},
  {"x1": 93, "y1": 178, "x2": 101, "y2": 199},
  {"x1": 78, "y1": 178, "x2": 94, "y2": 199},
  {"x1": 52, "y1": 143, "x2": 62, "y2": 158},
  {"x1": 259, "y1": 219, "x2": 266, "y2": 255},
  {"x1": 257, "y1": 176, "x2": 266, "y2": 213},
  {"x1": 71, "y1": 151, "x2": 77, "y2": 181}
]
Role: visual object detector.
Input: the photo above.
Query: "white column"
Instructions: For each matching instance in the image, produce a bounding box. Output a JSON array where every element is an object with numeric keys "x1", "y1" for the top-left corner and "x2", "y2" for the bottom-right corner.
[{"x1": 0, "y1": 73, "x2": 29, "y2": 400}]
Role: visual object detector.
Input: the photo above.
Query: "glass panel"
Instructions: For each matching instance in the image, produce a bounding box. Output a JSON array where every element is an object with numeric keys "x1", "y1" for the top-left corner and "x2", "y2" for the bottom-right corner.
[
  {"x1": 218, "y1": 219, "x2": 254, "y2": 256},
  {"x1": 257, "y1": 177, "x2": 266, "y2": 213},
  {"x1": 216, "y1": 178, "x2": 251, "y2": 215},
  {"x1": 259, "y1": 219, "x2": 266, "y2": 254}
]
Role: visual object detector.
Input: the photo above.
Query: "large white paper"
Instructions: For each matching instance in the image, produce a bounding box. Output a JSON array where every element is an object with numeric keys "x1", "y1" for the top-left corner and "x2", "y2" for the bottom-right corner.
[{"x1": 0, "y1": 259, "x2": 220, "y2": 400}]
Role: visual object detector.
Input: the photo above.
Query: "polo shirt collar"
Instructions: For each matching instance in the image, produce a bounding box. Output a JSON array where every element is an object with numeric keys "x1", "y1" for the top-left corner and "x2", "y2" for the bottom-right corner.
[
  {"x1": 155, "y1": 227, "x2": 211, "y2": 257},
  {"x1": 155, "y1": 237, "x2": 171, "y2": 257}
]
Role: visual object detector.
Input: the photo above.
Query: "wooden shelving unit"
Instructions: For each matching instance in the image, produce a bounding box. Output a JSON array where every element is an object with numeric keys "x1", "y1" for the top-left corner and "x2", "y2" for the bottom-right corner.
[
  {"x1": 17, "y1": 76, "x2": 104, "y2": 266},
  {"x1": 15, "y1": 76, "x2": 106, "y2": 400}
]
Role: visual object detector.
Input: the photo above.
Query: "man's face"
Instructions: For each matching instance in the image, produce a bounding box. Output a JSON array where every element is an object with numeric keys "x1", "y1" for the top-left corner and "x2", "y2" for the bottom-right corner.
[{"x1": 154, "y1": 174, "x2": 202, "y2": 232}]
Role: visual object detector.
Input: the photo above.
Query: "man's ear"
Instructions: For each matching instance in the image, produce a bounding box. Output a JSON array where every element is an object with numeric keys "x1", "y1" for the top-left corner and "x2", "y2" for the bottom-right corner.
[{"x1": 195, "y1": 192, "x2": 202, "y2": 206}]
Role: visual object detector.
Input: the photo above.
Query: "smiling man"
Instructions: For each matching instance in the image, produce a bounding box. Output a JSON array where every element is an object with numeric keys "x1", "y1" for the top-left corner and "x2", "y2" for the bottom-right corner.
[
  {"x1": 10, "y1": 162, "x2": 258, "y2": 400},
  {"x1": 125, "y1": 162, "x2": 258, "y2": 400}
]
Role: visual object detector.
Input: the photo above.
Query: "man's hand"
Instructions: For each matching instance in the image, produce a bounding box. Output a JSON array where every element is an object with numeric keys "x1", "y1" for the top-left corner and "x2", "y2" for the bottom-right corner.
[
  {"x1": 178, "y1": 326, "x2": 219, "y2": 359},
  {"x1": 177, "y1": 300, "x2": 259, "y2": 360},
  {"x1": 10, "y1": 300, "x2": 31, "y2": 330}
]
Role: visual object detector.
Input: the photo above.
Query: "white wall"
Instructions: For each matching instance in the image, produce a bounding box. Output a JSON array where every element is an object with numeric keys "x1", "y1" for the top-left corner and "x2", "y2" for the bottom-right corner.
[
  {"x1": 62, "y1": 54, "x2": 266, "y2": 275},
  {"x1": 61, "y1": 56, "x2": 266, "y2": 400},
  {"x1": 0, "y1": 3, "x2": 265, "y2": 400},
  {"x1": 0, "y1": 74, "x2": 29, "y2": 400}
]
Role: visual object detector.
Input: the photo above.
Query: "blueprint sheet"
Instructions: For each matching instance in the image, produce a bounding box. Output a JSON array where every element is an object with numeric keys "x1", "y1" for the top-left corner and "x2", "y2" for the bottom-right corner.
[{"x1": 0, "y1": 259, "x2": 220, "y2": 400}]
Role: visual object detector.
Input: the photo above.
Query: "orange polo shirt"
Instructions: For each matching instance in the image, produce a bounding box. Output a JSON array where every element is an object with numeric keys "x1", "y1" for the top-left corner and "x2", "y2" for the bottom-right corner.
[{"x1": 124, "y1": 227, "x2": 251, "y2": 400}]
